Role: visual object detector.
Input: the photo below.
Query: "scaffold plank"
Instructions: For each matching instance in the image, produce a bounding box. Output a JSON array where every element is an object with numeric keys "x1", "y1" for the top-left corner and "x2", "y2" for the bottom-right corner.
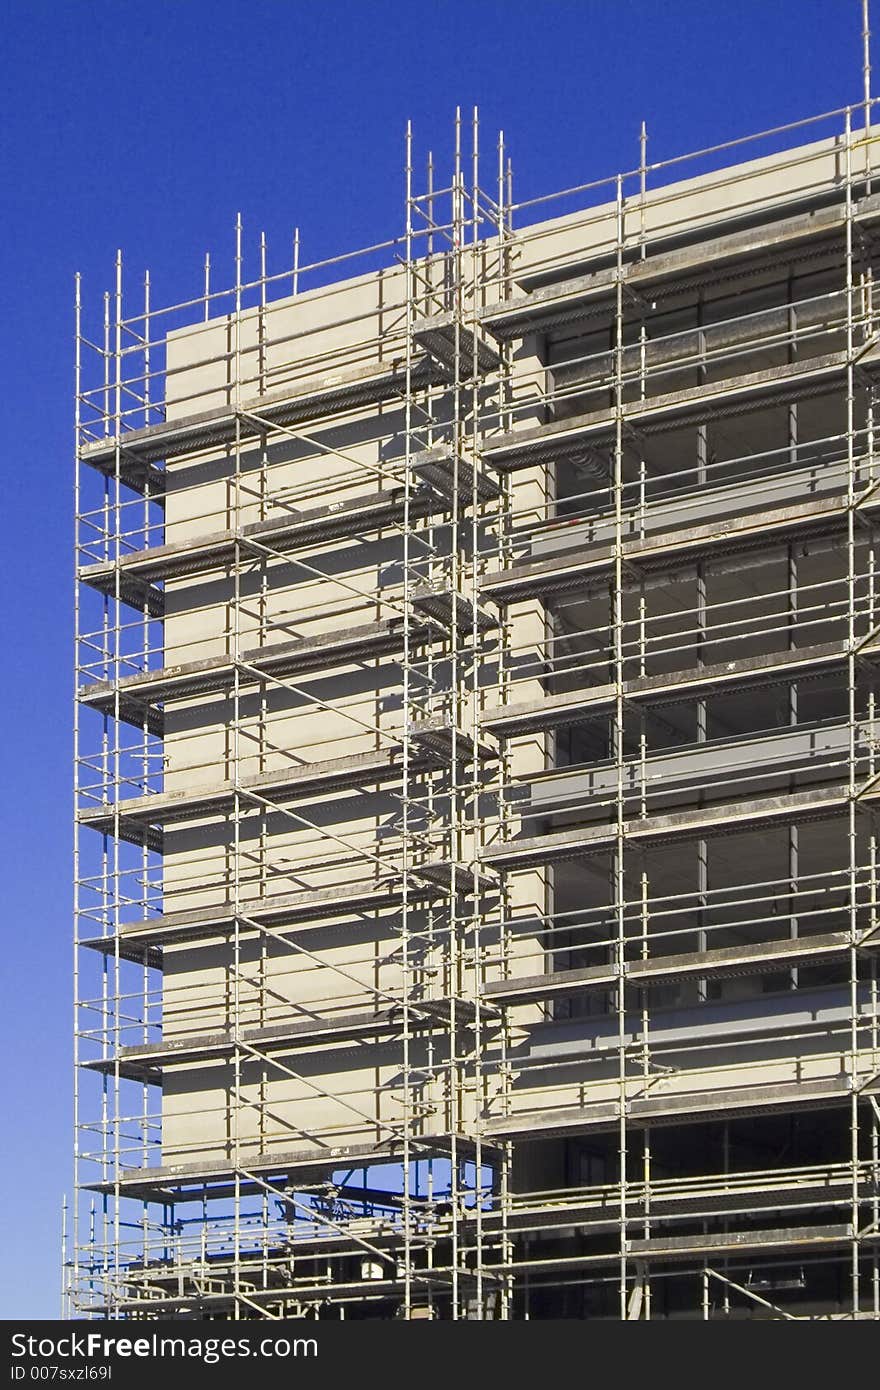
[
  {"x1": 480, "y1": 641, "x2": 851, "y2": 737},
  {"x1": 482, "y1": 783, "x2": 858, "y2": 870},
  {"x1": 481, "y1": 489, "x2": 880, "y2": 604},
  {"x1": 78, "y1": 617, "x2": 426, "y2": 727},
  {"x1": 78, "y1": 735, "x2": 453, "y2": 840},
  {"x1": 482, "y1": 192, "x2": 880, "y2": 340},
  {"x1": 483, "y1": 1075, "x2": 851, "y2": 1140},
  {"x1": 79, "y1": 485, "x2": 437, "y2": 599},
  {"x1": 80, "y1": 355, "x2": 443, "y2": 479},
  {"x1": 482, "y1": 350, "x2": 877, "y2": 473},
  {"x1": 485, "y1": 931, "x2": 851, "y2": 1005}
]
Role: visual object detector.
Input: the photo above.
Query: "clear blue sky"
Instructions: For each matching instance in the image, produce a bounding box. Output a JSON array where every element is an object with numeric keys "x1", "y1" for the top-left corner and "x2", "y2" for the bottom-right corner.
[{"x1": 0, "y1": 0, "x2": 867, "y2": 1321}]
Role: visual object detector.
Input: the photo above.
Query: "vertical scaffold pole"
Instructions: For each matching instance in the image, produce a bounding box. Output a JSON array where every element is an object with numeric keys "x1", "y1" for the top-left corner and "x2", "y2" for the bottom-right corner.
[
  {"x1": 402, "y1": 118, "x2": 415, "y2": 1320},
  {"x1": 845, "y1": 105, "x2": 863, "y2": 1321},
  {"x1": 613, "y1": 172, "x2": 629, "y2": 1321},
  {"x1": 72, "y1": 271, "x2": 82, "y2": 1318}
]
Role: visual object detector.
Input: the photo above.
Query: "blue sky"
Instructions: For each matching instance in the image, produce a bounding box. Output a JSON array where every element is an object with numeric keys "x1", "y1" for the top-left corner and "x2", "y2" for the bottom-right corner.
[{"x1": 0, "y1": 0, "x2": 866, "y2": 1320}]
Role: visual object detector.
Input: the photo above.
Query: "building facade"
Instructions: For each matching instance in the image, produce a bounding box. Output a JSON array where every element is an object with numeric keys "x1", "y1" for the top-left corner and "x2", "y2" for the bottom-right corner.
[{"x1": 72, "y1": 105, "x2": 880, "y2": 1318}]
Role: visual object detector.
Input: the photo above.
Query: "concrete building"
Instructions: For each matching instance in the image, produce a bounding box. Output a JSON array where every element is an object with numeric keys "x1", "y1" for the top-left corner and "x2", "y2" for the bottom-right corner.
[{"x1": 71, "y1": 100, "x2": 880, "y2": 1319}]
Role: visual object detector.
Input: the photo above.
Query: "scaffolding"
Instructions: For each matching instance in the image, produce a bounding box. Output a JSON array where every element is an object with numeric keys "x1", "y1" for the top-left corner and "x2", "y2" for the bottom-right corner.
[{"x1": 69, "y1": 84, "x2": 880, "y2": 1319}]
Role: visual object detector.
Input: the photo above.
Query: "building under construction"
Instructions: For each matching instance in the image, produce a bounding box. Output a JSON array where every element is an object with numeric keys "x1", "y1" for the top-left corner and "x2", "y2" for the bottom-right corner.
[{"x1": 70, "y1": 92, "x2": 880, "y2": 1319}]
